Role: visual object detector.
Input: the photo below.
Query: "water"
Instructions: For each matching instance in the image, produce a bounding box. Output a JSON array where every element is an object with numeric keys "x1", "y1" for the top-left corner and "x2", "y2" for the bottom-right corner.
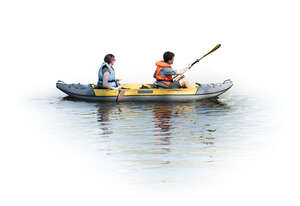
[{"x1": 31, "y1": 91, "x2": 272, "y2": 184}]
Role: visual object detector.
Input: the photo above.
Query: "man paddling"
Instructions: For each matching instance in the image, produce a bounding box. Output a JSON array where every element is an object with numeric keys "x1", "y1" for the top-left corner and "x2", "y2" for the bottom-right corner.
[{"x1": 153, "y1": 51, "x2": 195, "y2": 88}]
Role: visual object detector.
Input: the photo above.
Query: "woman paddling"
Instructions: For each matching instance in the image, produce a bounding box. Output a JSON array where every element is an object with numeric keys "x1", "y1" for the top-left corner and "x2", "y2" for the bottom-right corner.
[{"x1": 97, "y1": 54, "x2": 121, "y2": 90}]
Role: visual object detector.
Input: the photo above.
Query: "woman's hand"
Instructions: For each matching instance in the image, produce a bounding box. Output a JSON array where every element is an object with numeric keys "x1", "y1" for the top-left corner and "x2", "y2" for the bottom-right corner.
[{"x1": 112, "y1": 86, "x2": 122, "y2": 90}]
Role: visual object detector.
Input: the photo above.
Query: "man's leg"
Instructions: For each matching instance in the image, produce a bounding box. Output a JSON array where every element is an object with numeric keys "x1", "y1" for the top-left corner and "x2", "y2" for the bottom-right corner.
[{"x1": 179, "y1": 77, "x2": 195, "y2": 88}]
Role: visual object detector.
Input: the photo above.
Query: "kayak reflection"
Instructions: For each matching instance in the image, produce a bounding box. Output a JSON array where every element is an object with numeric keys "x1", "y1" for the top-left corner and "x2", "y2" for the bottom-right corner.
[
  {"x1": 59, "y1": 94, "x2": 256, "y2": 180},
  {"x1": 93, "y1": 100, "x2": 231, "y2": 168}
]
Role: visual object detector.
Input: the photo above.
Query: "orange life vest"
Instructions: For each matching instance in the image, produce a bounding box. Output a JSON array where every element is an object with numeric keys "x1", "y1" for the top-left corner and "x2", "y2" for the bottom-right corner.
[{"x1": 154, "y1": 60, "x2": 173, "y2": 85}]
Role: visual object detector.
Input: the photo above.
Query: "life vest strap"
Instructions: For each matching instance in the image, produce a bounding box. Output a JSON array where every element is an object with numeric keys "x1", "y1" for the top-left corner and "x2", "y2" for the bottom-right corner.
[
  {"x1": 98, "y1": 80, "x2": 117, "y2": 83},
  {"x1": 156, "y1": 79, "x2": 173, "y2": 82}
]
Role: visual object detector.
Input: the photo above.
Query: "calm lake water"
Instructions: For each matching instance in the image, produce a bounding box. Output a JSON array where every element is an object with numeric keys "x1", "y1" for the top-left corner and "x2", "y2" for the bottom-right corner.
[{"x1": 31, "y1": 90, "x2": 273, "y2": 184}]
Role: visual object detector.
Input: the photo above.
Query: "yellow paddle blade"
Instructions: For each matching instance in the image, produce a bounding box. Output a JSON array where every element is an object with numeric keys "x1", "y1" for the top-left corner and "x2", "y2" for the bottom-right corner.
[{"x1": 202, "y1": 44, "x2": 221, "y2": 58}]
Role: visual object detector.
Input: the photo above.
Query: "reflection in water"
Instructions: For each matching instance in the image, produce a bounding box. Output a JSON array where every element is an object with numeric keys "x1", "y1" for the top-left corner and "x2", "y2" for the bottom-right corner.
[
  {"x1": 91, "y1": 100, "x2": 232, "y2": 169},
  {"x1": 153, "y1": 105, "x2": 172, "y2": 134},
  {"x1": 152, "y1": 105, "x2": 172, "y2": 146},
  {"x1": 54, "y1": 95, "x2": 267, "y2": 183},
  {"x1": 96, "y1": 105, "x2": 115, "y2": 136}
]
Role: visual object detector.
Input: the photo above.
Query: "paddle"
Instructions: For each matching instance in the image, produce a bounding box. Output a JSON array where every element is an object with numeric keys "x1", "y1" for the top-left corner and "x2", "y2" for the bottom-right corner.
[
  {"x1": 116, "y1": 88, "x2": 128, "y2": 102},
  {"x1": 174, "y1": 44, "x2": 221, "y2": 79},
  {"x1": 191, "y1": 44, "x2": 221, "y2": 66}
]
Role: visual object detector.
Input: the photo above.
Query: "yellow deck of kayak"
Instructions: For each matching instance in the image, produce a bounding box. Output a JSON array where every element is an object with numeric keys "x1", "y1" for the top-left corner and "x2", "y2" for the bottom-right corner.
[{"x1": 91, "y1": 84, "x2": 199, "y2": 97}]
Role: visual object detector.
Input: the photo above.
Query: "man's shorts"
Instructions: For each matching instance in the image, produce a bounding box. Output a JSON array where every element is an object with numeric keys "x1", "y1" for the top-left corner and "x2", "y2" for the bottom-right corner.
[{"x1": 168, "y1": 80, "x2": 181, "y2": 88}]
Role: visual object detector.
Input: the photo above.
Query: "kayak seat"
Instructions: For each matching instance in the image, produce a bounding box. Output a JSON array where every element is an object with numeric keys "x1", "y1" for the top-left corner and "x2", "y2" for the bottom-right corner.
[
  {"x1": 152, "y1": 81, "x2": 169, "y2": 89},
  {"x1": 93, "y1": 84, "x2": 106, "y2": 89},
  {"x1": 139, "y1": 84, "x2": 152, "y2": 89}
]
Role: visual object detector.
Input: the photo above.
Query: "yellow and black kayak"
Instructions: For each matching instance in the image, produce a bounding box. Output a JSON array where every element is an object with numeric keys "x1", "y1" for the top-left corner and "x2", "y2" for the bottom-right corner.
[{"x1": 56, "y1": 80, "x2": 233, "y2": 102}]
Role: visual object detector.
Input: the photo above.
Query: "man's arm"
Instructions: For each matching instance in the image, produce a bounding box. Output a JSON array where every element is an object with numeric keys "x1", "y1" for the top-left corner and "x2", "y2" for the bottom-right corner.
[
  {"x1": 160, "y1": 68, "x2": 177, "y2": 76},
  {"x1": 161, "y1": 65, "x2": 191, "y2": 77},
  {"x1": 175, "y1": 65, "x2": 192, "y2": 75}
]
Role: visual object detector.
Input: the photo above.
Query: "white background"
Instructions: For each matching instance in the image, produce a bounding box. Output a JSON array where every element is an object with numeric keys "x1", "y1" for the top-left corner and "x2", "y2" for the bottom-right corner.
[{"x1": 1, "y1": 0, "x2": 300, "y2": 205}]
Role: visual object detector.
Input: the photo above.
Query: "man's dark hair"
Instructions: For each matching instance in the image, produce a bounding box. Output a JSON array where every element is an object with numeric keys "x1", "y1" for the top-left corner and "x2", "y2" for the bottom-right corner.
[
  {"x1": 163, "y1": 51, "x2": 175, "y2": 62},
  {"x1": 104, "y1": 54, "x2": 115, "y2": 64}
]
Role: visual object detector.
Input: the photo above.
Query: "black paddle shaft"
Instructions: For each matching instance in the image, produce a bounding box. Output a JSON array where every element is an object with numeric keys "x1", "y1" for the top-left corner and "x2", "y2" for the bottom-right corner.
[
  {"x1": 189, "y1": 44, "x2": 221, "y2": 69},
  {"x1": 190, "y1": 58, "x2": 201, "y2": 67}
]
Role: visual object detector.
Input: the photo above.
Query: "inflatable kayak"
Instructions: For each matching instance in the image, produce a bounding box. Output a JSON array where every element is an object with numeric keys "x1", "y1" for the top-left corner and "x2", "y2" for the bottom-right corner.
[{"x1": 56, "y1": 79, "x2": 233, "y2": 102}]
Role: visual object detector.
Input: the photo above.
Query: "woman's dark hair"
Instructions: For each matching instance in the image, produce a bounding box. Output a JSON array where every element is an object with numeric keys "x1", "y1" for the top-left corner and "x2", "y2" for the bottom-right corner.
[
  {"x1": 104, "y1": 54, "x2": 115, "y2": 64},
  {"x1": 163, "y1": 51, "x2": 175, "y2": 62}
]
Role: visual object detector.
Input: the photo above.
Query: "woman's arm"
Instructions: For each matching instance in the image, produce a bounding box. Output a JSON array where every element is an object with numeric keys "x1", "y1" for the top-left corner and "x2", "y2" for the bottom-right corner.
[{"x1": 103, "y1": 71, "x2": 117, "y2": 89}]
